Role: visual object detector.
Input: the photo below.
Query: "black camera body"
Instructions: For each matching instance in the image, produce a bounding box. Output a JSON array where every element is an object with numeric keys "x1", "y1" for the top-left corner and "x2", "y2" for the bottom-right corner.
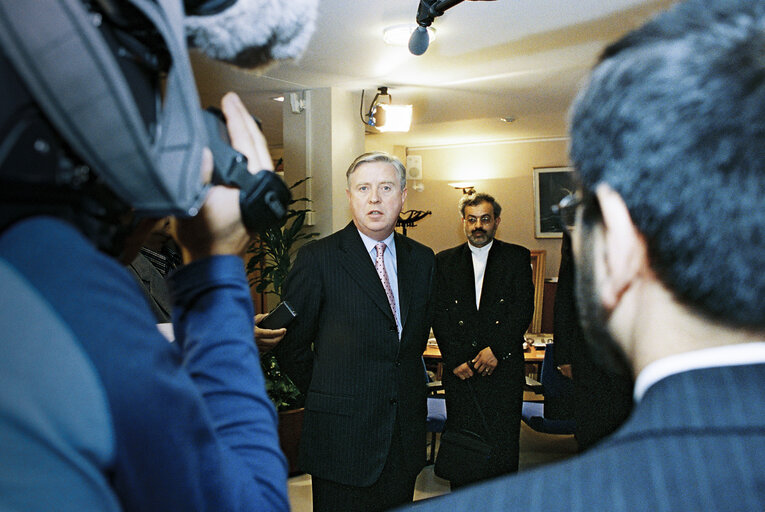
[{"x1": 201, "y1": 108, "x2": 290, "y2": 235}]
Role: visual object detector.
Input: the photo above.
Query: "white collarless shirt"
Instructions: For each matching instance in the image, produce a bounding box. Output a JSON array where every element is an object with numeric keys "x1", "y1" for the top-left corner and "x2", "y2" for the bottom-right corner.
[{"x1": 468, "y1": 240, "x2": 493, "y2": 310}]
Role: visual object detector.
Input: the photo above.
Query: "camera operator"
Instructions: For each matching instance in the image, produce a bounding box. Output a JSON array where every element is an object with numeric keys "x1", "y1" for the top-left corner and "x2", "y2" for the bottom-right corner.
[{"x1": 0, "y1": 1, "x2": 317, "y2": 511}]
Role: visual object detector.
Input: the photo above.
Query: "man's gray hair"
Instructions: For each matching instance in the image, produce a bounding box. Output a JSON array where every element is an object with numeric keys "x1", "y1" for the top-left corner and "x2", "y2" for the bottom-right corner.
[
  {"x1": 459, "y1": 192, "x2": 502, "y2": 218},
  {"x1": 346, "y1": 152, "x2": 407, "y2": 190}
]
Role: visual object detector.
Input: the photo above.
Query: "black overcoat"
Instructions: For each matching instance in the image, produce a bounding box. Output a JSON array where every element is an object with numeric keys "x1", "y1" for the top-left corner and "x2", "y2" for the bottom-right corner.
[{"x1": 432, "y1": 240, "x2": 534, "y2": 477}]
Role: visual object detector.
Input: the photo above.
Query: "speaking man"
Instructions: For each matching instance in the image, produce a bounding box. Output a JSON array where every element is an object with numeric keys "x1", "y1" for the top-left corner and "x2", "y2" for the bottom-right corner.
[{"x1": 275, "y1": 152, "x2": 435, "y2": 511}]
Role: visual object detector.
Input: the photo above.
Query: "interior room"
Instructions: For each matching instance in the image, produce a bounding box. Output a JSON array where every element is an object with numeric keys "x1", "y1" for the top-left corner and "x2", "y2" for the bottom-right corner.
[
  {"x1": 189, "y1": 1, "x2": 677, "y2": 508},
  {"x1": 192, "y1": 0, "x2": 675, "y2": 281}
]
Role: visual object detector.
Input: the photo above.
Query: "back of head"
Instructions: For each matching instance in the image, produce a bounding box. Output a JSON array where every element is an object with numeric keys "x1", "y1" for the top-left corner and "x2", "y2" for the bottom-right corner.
[{"x1": 569, "y1": 0, "x2": 765, "y2": 329}]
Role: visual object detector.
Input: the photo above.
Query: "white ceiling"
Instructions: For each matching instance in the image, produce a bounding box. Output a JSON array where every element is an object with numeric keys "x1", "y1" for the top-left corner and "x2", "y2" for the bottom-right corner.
[{"x1": 191, "y1": 0, "x2": 677, "y2": 149}]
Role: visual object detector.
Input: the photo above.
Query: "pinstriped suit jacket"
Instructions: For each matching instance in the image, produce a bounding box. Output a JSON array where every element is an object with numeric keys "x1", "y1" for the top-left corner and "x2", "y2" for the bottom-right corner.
[
  {"x1": 127, "y1": 253, "x2": 172, "y2": 323},
  {"x1": 275, "y1": 222, "x2": 435, "y2": 487},
  {"x1": 404, "y1": 363, "x2": 765, "y2": 511}
]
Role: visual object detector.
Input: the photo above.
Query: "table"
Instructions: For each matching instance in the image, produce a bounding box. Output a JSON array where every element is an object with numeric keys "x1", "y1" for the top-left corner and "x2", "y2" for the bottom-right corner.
[{"x1": 423, "y1": 337, "x2": 549, "y2": 381}]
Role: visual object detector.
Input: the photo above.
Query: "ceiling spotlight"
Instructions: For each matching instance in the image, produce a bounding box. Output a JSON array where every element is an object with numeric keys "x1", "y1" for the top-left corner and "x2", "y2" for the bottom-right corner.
[
  {"x1": 360, "y1": 87, "x2": 413, "y2": 133},
  {"x1": 383, "y1": 24, "x2": 435, "y2": 47},
  {"x1": 271, "y1": 96, "x2": 285, "y2": 102},
  {"x1": 500, "y1": 116, "x2": 515, "y2": 123}
]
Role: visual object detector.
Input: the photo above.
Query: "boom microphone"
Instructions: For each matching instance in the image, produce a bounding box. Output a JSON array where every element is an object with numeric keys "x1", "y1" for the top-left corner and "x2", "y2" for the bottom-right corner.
[
  {"x1": 185, "y1": 0, "x2": 319, "y2": 69},
  {"x1": 408, "y1": 0, "x2": 466, "y2": 55}
]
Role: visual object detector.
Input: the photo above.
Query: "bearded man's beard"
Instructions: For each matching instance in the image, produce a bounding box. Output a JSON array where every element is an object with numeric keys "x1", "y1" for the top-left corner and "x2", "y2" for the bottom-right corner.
[{"x1": 574, "y1": 223, "x2": 634, "y2": 380}]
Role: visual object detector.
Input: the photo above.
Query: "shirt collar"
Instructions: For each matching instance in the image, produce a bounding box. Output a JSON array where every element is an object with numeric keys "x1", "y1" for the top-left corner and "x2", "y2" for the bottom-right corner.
[
  {"x1": 468, "y1": 240, "x2": 493, "y2": 256},
  {"x1": 358, "y1": 230, "x2": 396, "y2": 258},
  {"x1": 634, "y1": 342, "x2": 765, "y2": 401}
]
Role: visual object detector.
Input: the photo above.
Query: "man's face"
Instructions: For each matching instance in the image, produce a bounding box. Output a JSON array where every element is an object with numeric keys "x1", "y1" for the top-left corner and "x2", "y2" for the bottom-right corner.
[
  {"x1": 573, "y1": 210, "x2": 633, "y2": 379},
  {"x1": 346, "y1": 161, "x2": 406, "y2": 241},
  {"x1": 462, "y1": 202, "x2": 500, "y2": 247}
]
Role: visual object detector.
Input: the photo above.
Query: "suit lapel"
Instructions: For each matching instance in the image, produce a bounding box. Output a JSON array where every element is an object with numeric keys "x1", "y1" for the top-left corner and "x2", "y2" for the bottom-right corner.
[
  {"x1": 458, "y1": 243, "x2": 478, "y2": 312},
  {"x1": 479, "y1": 241, "x2": 503, "y2": 311},
  {"x1": 130, "y1": 255, "x2": 172, "y2": 318},
  {"x1": 394, "y1": 233, "x2": 413, "y2": 329},
  {"x1": 337, "y1": 223, "x2": 396, "y2": 324}
]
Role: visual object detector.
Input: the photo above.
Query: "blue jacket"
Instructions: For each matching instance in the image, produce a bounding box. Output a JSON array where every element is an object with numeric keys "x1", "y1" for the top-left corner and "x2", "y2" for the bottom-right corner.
[{"x1": 0, "y1": 216, "x2": 288, "y2": 511}]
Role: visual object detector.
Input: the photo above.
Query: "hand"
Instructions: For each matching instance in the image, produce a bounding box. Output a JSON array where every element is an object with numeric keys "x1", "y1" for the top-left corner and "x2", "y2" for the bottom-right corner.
[
  {"x1": 254, "y1": 313, "x2": 287, "y2": 353},
  {"x1": 453, "y1": 362, "x2": 474, "y2": 380},
  {"x1": 176, "y1": 92, "x2": 274, "y2": 262},
  {"x1": 557, "y1": 364, "x2": 574, "y2": 379},
  {"x1": 472, "y1": 347, "x2": 498, "y2": 377}
]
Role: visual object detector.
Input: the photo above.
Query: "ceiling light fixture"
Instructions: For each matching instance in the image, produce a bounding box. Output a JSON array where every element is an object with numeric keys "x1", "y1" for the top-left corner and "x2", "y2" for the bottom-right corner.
[
  {"x1": 360, "y1": 87, "x2": 413, "y2": 133},
  {"x1": 448, "y1": 182, "x2": 476, "y2": 194},
  {"x1": 271, "y1": 96, "x2": 285, "y2": 102},
  {"x1": 383, "y1": 24, "x2": 435, "y2": 47},
  {"x1": 500, "y1": 116, "x2": 515, "y2": 123}
]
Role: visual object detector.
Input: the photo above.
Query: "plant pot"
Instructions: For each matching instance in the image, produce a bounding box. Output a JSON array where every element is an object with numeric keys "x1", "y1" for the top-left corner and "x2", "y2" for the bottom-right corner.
[{"x1": 278, "y1": 407, "x2": 305, "y2": 475}]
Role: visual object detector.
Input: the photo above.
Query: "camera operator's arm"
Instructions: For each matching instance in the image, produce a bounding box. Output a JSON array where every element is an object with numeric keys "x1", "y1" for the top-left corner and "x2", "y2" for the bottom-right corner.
[{"x1": 171, "y1": 92, "x2": 288, "y2": 511}]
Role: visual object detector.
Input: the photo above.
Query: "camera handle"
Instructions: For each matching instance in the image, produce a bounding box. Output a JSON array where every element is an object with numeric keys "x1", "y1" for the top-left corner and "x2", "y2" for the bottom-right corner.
[{"x1": 202, "y1": 109, "x2": 290, "y2": 234}]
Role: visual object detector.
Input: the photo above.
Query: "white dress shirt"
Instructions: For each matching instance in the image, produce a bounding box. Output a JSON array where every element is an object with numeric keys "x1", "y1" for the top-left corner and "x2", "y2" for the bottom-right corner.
[
  {"x1": 634, "y1": 342, "x2": 765, "y2": 402},
  {"x1": 468, "y1": 240, "x2": 493, "y2": 310}
]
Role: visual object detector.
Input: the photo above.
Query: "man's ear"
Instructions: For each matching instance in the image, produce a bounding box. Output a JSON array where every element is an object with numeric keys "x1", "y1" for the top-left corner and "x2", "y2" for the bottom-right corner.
[{"x1": 595, "y1": 183, "x2": 649, "y2": 310}]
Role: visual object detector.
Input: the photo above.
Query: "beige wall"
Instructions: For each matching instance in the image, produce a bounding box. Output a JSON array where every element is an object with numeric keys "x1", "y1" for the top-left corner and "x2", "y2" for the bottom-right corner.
[{"x1": 368, "y1": 137, "x2": 571, "y2": 279}]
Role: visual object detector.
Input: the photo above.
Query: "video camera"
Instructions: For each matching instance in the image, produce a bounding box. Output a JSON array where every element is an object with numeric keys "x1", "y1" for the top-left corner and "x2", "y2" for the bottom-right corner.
[{"x1": 0, "y1": 0, "x2": 290, "y2": 242}]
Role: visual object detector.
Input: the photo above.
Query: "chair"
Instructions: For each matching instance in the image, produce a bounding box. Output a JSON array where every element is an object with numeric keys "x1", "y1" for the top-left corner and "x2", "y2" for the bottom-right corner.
[
  {"x1": 522, "y1": 343, "x2": 576, "y2": 435},
  {"x1": 426, "y1": 379, "x2": 446, "y2": 464}
]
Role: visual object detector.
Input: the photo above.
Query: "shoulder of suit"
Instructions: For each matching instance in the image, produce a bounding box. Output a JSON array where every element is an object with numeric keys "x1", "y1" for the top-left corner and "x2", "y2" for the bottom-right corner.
[
  {"x1": 436, "y1": 243, "x2": 467, "y2": 257},
  {"x1": 128, "y1": 253, "x2": 158, "y2": 279},
  {"x1": 394, "y1": 232, "x2": 435, "y2": 259},
  {"x1": 493, "y1": 239, "x2": 531, "y2": 256},
  {"x1": 296, "y1": 225, "x2": 349, "y2": 254}
]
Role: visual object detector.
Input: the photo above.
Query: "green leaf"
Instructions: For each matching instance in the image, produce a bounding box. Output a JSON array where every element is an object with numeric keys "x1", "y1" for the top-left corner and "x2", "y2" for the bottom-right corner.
[{"x1": 248, "y1": 178, "x2": 319, "y2": 409}]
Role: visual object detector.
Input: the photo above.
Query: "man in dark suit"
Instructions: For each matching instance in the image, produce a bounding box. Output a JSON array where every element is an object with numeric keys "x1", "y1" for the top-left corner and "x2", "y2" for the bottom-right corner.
[
  {"x1": 404, "y1": 0, "x2": 765, "y2": 509},
  {"x1": 553, "y1": 232, "x2": 633, "y2": 450},
  {"x1": 432, "y1": 192, "x2": 534, "y2": 486},
  {"x1": 275, "y1": 152, "x2": 435, "y2": 511},
  {"x1": 126, "y1": 218, "x2": 182, "y2": 323}
]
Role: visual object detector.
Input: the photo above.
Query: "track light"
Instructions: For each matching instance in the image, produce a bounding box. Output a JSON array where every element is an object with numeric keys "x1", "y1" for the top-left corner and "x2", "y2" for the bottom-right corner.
[{"x1": 361, "y1": 87, "x2": 413, "y2": 133}]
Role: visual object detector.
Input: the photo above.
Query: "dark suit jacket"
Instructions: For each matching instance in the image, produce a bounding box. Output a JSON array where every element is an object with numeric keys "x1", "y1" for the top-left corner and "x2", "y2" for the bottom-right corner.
[
  {"x1": 127, "y1": 253, "x2": 172, "y2": 323},
  {"x1": 432, "y1": 240, "x2": 534, "y2": 474},
  {"x1": 275, "y1": 222, "x2": 435, "y2": 487},
  {"x1": 553, "y1": 233, "x2": 633, "y2": 447},
  {"x1": 405, "y1": 363, "x2": 765, "y2": 511}
]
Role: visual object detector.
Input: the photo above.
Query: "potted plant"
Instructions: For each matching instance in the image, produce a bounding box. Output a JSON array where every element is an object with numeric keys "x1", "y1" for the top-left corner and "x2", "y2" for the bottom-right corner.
[{"x1": 246, "y1": 177, "x2": 318, "y2": 473}]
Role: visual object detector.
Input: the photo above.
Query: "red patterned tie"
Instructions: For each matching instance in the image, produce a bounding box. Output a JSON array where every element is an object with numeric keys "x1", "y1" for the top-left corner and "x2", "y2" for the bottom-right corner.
[{"x1": 375, "y1": 242, "x2": 399, "y2": 332}]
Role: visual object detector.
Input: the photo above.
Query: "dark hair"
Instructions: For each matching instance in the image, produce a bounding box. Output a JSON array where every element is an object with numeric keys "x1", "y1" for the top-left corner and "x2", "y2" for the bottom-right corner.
[
  {"x1": 458, "y1": 192, "x2": 502, "y2": 218},
  {"x1": 569, "y1": 0, "x2": 765, "y2": 328}
]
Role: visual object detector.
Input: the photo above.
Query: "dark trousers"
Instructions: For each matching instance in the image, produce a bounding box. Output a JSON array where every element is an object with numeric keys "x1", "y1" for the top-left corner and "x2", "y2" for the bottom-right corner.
[{"x1": 311, "y1": 423, "x2": 418, "y2": 512}]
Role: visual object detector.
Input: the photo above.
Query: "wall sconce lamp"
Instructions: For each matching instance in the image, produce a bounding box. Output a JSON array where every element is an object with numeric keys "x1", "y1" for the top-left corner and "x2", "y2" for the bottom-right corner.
[
  {"x1": 361, "y1": 87, "x2": 413, "y2": 132},
  {"x1": 448, "y1": 182, "x2": 476, "y2": 194}
]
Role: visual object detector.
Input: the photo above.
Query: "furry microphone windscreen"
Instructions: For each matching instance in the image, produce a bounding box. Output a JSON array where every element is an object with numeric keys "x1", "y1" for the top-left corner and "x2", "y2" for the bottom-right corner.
[{"x1": 184, "y1": 0, "x2": 319, "y2": 69}]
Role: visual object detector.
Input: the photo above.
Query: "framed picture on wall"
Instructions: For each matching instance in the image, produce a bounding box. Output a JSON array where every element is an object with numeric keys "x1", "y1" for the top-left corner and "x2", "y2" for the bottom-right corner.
[{"x1": 533, "y1": 166, "x2": 576, "y2": 238}]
